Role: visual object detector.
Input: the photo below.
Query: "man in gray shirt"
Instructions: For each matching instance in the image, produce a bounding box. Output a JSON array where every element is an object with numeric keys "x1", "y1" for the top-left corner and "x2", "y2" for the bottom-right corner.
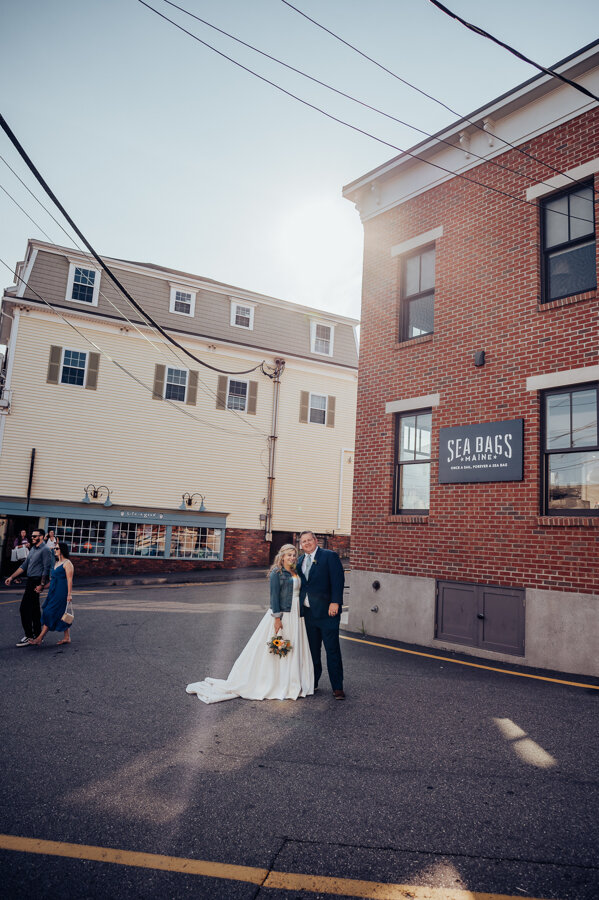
[{"x1": 5, "y1": 528, "x2": 53, "y2": 646}]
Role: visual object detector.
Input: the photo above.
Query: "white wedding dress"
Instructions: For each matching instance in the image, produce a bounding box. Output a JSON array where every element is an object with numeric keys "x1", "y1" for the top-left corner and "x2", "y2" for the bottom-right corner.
[{"x1": 186, "y1": 574, "x2": 314, "y2": 703}]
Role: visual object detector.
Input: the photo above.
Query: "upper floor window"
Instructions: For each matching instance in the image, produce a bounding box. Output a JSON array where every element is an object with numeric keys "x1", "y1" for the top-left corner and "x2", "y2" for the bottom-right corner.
[
  {"x1": 543, "y1": 384, "x2": 598, "y2": 515},
  {"x1": 169, "y1": 286, "x2": 196, "y2": 317},
  {"x1": 61, "y1": 349, "x2": 87, "y2": 386},
  {"x1": 299, "y1": 391, "x2": 336, "y2": 427},
  {"x1": 165, "y1": 366, "x2": 188, "y2": 402},
  {"x1": 230, "y1": 300, "x2": 255, "y2": 330},
  {"x1": 394, "y1": 409, "x2": 432, "y2": 513},
  {"x1": 541, "y1": 183, "x2": 596, "y2": 302},
  {"x1": 227, "y1": 378, "x2": 248, "y2": 411},
  {"x1": 310, "y1": 321, "x2": 334, "y2": 356},
  {"x1": 400, "y1": 246, "x2": 435, "y2": 340},
  {"x1": 66, "y1": 263, "x2": 100, "y2": 306}
]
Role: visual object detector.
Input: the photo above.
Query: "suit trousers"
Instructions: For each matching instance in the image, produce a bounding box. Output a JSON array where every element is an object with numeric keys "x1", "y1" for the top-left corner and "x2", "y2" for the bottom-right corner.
[
  {"x1": 303, "y1": 606, "x2": 343, "y2": 691},
  {"x1": 20, "y1": 577, "x2": 42, "y2": 639}
]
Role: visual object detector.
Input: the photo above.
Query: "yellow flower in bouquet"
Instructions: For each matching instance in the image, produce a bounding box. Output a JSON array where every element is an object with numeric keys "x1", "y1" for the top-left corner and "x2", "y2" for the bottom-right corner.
[{"x1": 267, "y1": 634, "x2": 292, "y2": 657}]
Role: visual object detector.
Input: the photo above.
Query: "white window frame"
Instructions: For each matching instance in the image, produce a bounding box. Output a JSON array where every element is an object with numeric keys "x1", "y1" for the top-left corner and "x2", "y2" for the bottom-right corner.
[
  {"x1": 60, "y1": 348, "x2": 88, "y2": 387},
  {"x1": 230, "y1": 299, "x2": 255, "y2": 330},
  {"x1": 164, "y1": 366, "x2": 189, "y2": 402},
  {"x1": 310, "y1": 320, "x2": 334, "y2": 357},
  {"x1": 66, "y1": 262, "x2": 101, "y2": 307},
  {"x1": 309, "y1": 392, "x2": 328, "y2": 425},
  {"x1": 227, "y1": 377, "x2": 249, "y2": 412},
  {"x1": 169, "y1": 285, "x2": 196, "y2": 317}
]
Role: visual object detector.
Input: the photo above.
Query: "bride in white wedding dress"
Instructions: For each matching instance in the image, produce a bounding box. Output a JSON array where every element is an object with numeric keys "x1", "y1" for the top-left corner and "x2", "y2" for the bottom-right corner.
[{"x1": 186, "y1": 544, "x2": 314, "y2": 703}]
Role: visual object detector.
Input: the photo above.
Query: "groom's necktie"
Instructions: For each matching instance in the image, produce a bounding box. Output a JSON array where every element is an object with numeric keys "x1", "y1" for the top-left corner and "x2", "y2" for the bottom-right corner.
[{"x1": 304, "y1": 554, "x2": 312, "y2": 578}]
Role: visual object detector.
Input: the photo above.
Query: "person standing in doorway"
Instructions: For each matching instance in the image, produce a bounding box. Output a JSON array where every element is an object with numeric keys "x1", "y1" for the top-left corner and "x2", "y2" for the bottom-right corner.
[
  {"x1": 5, "y1": 528, "x2": 52, "y2": 646},
  {"x1": 297, "y1": 531, "x2": 346, "y2": 699}
]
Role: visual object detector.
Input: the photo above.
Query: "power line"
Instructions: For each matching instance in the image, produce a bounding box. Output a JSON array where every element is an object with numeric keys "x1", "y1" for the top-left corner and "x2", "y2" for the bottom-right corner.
[
  {"x1": 0, "y1": 253, "x2": 270, "y2": 441},
  {"x1": 159, "y1": 0, "x2": 588, "y2": 200},
  {"x1": 0, "y1": 111, "x2": 266, "y2": 378},
  {"x1": 279, "y1": 0, "x2": 597, "y2": 192},
  {"x1": 136, "y1": 0, "x2": 594, "y2": 221},
  {"x1": 0, "y1": 166, "x2": 271, "y2": 436},
  {"x1": 428, "y1": 0, "x2": 599, "y2": 105}
]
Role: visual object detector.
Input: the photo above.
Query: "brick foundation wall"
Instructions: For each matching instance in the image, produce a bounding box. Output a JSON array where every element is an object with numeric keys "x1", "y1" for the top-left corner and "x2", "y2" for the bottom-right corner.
[
  {"x1": 71, "y1": 527, "x2": 270, "y2": 577},
  {"x1": 353, "y1": 108, "x2": 599, "y2": 595}
]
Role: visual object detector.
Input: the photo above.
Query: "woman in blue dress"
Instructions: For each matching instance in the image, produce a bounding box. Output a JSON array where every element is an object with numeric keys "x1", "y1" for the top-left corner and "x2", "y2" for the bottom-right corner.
[{"x1": 30, "y1": 542, "x2": 74, "y2": 646}]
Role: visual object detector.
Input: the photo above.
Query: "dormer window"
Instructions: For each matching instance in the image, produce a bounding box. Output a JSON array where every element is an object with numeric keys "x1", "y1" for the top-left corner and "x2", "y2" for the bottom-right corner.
[
  {"x1": 66, "y1": 263, "x2": 101, "y2": 306},
  {"x1": 310, "y1": 320, "x2": 334, "y2": 356},
  {"x1": 169, "y1": 286, "x2": 196, "y2": 317},
  {"x1": 230, "y1": 299, "x2": 255, "y2": 330}
]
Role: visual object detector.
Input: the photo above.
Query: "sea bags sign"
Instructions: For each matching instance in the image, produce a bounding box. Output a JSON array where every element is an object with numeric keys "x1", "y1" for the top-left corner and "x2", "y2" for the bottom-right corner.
[{"x1": 438, "y1": 419, "x2": 524, "y2": 483}]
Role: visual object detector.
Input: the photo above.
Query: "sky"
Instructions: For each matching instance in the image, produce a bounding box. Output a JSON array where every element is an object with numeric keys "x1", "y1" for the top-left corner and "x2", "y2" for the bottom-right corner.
[{"x1": 1, "y1": 0, "x2": 598, "y2": 323}]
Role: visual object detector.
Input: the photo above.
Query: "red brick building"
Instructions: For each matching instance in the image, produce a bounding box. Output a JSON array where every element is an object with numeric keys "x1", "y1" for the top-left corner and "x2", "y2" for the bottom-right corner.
[{"x1": 343, "y1": 41, "x2": 599, "y2": 676}]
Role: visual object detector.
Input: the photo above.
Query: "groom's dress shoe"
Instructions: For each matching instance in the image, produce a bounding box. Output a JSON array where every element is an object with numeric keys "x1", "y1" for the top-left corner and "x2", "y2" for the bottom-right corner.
[{"x1": 333, "y1": 690, "x2": 345, "y2": 700}]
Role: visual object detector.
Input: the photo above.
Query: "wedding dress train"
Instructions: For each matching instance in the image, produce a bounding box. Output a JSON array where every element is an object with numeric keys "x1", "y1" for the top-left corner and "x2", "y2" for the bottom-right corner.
[{"x1": 186, "y1": 575, "x2": 313, "y2": 703}]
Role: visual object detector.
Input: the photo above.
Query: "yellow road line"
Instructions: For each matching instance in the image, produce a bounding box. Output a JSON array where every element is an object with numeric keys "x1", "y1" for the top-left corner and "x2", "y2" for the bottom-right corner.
[
  {"x1": 341, "y1": 635, "x2": 599, "y2": 690},
  {"x1": 0, "y1": 834, "x2": 548, "y2": 900}
]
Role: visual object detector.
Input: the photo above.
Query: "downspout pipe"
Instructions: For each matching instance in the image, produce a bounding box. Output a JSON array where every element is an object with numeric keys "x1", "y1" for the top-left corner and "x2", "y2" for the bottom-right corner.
[
  {"x1": 265, "y1": 359, "x2": 285, "y2": 542},
  {"x1": 26, "y1": 447, "x2": 35, "y2": 511}
]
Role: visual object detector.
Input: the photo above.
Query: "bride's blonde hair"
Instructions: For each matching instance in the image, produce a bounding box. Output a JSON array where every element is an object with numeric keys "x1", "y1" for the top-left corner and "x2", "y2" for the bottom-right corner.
[{"x1": 268, "y1": 543, "x2": 297, "y2": 575}]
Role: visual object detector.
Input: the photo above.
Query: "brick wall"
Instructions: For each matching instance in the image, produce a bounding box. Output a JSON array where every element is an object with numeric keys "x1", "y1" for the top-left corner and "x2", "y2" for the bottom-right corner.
[
  {"x1": 352, "y1": 108, "x2": 599, "y2": 594},
  {"x1": 71, "y1": 527, "x2": 270, "y2": 577}
]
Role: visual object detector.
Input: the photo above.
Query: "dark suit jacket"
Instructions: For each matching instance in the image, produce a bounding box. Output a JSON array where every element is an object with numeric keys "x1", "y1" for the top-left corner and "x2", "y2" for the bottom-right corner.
[{"x1": 297, "y1": 547, "x2": 344, "y2": 619}]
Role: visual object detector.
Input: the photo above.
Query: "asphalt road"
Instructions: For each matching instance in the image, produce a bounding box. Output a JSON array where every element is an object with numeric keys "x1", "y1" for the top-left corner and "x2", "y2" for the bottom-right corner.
[{"x1": 0, "y1": 579, "x2": 597, "y2": 899}]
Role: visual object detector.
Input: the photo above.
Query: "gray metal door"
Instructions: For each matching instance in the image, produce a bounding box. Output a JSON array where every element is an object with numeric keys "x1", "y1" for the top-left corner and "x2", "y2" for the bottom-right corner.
[{"x1": 436, "y1": 580, "x2": 525, "y2": 656}]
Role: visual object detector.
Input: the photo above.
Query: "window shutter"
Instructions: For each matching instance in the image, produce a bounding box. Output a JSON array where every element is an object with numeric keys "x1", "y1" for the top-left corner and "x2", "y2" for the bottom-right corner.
[
  {"x1": 247, "y1": 381, "x2": 258, "y2": 415},
  {"x1": 186, "y1": 370, "x2": 198, "y2": 406},
  {"x1": 326, "y1": 395, "x2": 336, "y2": 428},
  {"x1": 216, "y1": 375, "x2": 227, "y2": 409},
  {"x1": 47, "y1": 346, "x2": 62, "y2": 384},
  {"x1": 299, "y1": 391, "x2": 309, "y2": 423},
  {"x1": 153, "y1": 364, "x2": 165, "y2": 400},
  {"x1": 85, "y1": 352, "x2": 100, "y2": 390}
]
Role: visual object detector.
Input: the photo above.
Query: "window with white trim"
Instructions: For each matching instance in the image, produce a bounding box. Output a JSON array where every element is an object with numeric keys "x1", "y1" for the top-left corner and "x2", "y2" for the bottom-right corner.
[
  {"x1": 169, "y1": 286, "x2": 196, "y2": 317},
  {"x1": 310, "y1": 321, "x2": 334, "y2": 356},
  {"x1": 60, "y1": 349, "x2": 87, "y2": 386},
  {"x1": 542, "y1": 383, "x2": 599, "y2": 515},
  {"x1": 394, "y1": 409, "x2": 432, "y2": 513},
  {"x1": 227, "y1": 378, "x2": 248, "y2": 411},
  {"x1": 170, "y1": 526, "x2": 222, "y2": 559},
  {"x1": 47, "y1": 518, "x2": 105, "y2": 555},
  {"x1": 230, "y1": 300, "x2": 255, "y2": 330},
  {"x1": 165, "y1": 367, "x2": 188, "y2": 402},
  {"x1": 309, "y1": 393, "x2": 327, "y2": 425},
  {"x1": 541, "y1": 182, "x2": 596, "y2": 302},
  {"x1": 66, "y1": 264, "x2": 100, "y2": 306},
  {"x1": 400, "y1": 245, "x2": 435, "y2": 340},
  {"x1": 111, "y1": 522, "x2": 166, "y2": 557}
]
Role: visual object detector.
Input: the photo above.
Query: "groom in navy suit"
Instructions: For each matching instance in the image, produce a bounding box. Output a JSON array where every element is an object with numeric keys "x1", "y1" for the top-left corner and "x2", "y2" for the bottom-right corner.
[{"x1": 298, "y1": 531, "x2": 345, "y2": 699}]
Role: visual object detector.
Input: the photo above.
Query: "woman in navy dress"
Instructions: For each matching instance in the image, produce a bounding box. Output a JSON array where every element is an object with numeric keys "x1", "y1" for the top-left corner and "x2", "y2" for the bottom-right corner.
[{"x1": 30, "y1": 542, "x2": 74, "y2": 646}]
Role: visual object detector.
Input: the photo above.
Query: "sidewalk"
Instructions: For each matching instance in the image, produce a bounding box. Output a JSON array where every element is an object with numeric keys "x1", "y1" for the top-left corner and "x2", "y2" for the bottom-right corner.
[{"x1": 2, "y1": 566, "x2": 270, "y2": 592}]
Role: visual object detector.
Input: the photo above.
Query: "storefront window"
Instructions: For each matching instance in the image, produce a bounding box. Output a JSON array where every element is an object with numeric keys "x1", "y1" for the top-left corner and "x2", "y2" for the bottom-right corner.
[
  {"x1": 111, "y1": 522, "x2": 166, "y2": 557},
  {"x1": 544, "y1": 385, "x2": 599, "y2": 514},
  {"x1": 170, "y1": 526, "x2": 222, "y2": 559},
  {"x1": 47, "y1": 518, "x2": 106, "y2": 555}
]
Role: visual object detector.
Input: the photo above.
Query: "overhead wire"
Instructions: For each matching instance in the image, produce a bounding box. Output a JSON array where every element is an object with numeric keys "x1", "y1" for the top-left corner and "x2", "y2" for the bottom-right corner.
[
  {"x1": 136, "y1": 0, "x2": 594, "y2": 222},
  {"x1": 279, "y1": 0, "x2": 598, "y2": 192},
  {"x1": 0, "y1": 112, "x2": 266, "y2": 378},
  {"x1": 158, "y1": 0, "x2": 589, "y2": 198},
  {"x1": 0, "y1": 162, "x2": 272, "y2": 436},
  {"x1": 428, "y1": 0, "x2": 599, "y2": 105},
  {"x1": 0, "y1": 253, "x2": 270, "y2": 441}
]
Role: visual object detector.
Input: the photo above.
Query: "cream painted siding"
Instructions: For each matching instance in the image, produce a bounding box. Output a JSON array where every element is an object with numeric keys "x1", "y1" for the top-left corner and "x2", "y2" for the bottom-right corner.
[
  {"x1": 271, "y1": 364, "x2": 357, "y2": 534},
  {"x1": 2, "y1": 240, "x2": 358, "y2": 547},
  {"x1": 1, "y1": 312, "x2": 272, "y2": 529}
]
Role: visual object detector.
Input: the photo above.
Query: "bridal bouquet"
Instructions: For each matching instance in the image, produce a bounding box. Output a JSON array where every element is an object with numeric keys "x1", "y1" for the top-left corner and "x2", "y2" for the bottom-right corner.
[{"x1": 267, "y1": 634, "x2": 292, "y2": 657}]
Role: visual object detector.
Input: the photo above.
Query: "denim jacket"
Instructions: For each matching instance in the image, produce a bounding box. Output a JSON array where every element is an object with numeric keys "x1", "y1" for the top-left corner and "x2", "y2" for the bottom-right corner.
[{"x1": 269, "y1": 568, "x2": 298, "y2": 617}]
